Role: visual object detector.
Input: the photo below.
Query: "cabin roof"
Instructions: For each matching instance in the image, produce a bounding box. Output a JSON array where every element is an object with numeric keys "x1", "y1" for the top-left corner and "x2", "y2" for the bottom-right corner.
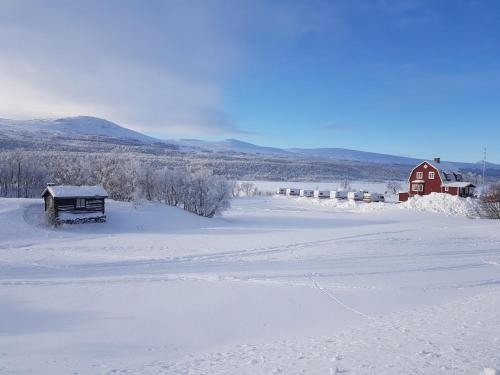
[{"x1": 42, "y1": 185, "x2": 108, "y2": 198}]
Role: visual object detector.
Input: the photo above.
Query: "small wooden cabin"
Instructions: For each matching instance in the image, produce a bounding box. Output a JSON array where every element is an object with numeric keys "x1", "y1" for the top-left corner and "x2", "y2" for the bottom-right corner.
[{"x1": 42, "y1": 184, "x2": 108, "y2": 224}]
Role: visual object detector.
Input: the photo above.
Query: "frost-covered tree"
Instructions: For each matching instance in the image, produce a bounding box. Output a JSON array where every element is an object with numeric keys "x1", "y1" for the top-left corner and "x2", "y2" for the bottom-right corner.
[
  {"x1": 240, "y1": 182, "x2": 258, "y2": 197},
  {"x1": 386, "y1": 181, "x2": 403, "y2": 195},
  {"x1": 479, "y1": 183, "x2": 500, "y2": 219},
  {"x1": 230, "y1": 181, "x2": 242, "y2": 198},
  {"x1": 154, "y1": 168, "x2": 186, "y2": 206},
  {"x1": 340, "y1": 178, "x2": 351, "y2": 191},
  {"x1": 182, "y1": 171, "x2": 231, "y2": 218},
  {"x1": 135, "y1": 162, "x2": 155, "y2": 201}
]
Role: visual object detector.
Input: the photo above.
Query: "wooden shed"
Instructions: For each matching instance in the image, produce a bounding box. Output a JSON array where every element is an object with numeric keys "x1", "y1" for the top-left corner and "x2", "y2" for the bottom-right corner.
[{"x1": 41, "y1": 184, "x2": 108, "y2": 224}]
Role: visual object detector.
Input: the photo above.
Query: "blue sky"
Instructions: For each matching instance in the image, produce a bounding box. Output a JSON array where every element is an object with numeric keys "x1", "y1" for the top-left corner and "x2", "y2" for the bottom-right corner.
[{"x1": 0, "y1": 0, "x2": 499, "y2": 162}]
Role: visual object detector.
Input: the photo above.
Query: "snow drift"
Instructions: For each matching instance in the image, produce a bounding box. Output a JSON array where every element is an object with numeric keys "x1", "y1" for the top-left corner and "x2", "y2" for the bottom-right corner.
[{"x1": 399, "y1": 193, "x2": 477, "y2": 217}]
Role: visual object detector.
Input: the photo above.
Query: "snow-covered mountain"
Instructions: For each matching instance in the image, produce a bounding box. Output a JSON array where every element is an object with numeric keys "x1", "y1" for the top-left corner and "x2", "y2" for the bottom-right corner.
[
  {"x1": 171, "y1": 139, "x2": 498, "y2": 170},
  {"x1": 0, "y1": 116, "x2": 159, "y2": 144},
  {"x1": 1, "y1": 116, "x2": 498, "y2": 172}
]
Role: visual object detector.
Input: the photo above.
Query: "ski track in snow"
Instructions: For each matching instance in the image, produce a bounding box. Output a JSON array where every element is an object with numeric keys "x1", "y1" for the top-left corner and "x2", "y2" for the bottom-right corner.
[{"x1": 0, "y1": 196, "x2": 500, "y2": 374}]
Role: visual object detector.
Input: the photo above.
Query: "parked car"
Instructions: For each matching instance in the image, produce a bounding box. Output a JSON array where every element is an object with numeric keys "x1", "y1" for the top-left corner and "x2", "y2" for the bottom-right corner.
[
  {"x1": 330, "y1": 190, "x2": 348, "y2": 200},
  {"x1": 363, "y1": 192, "x2": 385, "y2": 203},
  {"x1": 314, "y1": 190, "x2": 331, "y2": 199},
  {"x1": 300, "y1": 189, "x2": 315, "y2": 198},
  {"x1": 348, "y1": 191, "x2": 365, "y2": 201}
]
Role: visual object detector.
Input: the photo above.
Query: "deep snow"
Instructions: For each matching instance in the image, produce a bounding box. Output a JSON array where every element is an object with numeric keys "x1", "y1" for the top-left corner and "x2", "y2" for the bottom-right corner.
[{"x1": 0, "y1": 196, "x2": 499, "y2": 374}]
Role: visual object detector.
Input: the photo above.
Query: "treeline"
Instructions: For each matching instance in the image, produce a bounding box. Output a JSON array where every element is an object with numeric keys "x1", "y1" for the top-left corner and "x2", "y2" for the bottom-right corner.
[{"x1": 0, "y1": 151, "x2": 231, "y2": 218}]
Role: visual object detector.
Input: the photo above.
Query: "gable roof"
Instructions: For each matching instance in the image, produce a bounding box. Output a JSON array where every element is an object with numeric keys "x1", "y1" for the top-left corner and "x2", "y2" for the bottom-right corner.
[
  {"x1": 407, "y1": 161, "x2": 442, "y2": 183},
  {"x1": 42, "y1": 185, "x2": 108, "y2": 198},
  {"x1": 408, "y1": 160, "x2": 465, "y2": 183},
  {"x1": 407, "y1": 160, "x2": 476, "y2": 190}
]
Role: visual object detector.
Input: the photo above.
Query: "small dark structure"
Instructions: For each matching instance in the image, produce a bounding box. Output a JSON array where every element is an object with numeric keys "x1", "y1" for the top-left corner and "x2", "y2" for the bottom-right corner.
[{"x1": 42, "y1": 184, "x2": 108, "y2": 224}]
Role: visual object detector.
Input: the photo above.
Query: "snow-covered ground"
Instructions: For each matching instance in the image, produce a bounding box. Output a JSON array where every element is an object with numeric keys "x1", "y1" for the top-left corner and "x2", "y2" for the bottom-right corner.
[{"x1": 1, "y1": 196, "x2": 500, "y2": 374}]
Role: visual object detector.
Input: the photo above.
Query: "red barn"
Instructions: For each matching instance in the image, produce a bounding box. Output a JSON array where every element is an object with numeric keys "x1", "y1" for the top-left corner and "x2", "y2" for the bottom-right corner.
[{"x1": 399, "y1": 158, "x2": 476, "y2": 202}]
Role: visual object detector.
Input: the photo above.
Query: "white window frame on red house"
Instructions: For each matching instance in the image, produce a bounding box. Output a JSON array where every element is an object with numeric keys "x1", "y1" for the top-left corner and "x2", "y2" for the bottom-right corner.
[
  {"x1": 412, "y1": 184, "x2": 423, "y2": 192},
  {"x1": 416, "y1": 172, "x2": 424, "y2": 179},
  {"x1": 428, "y1": 171, "x2": 435, "y2": 179},
  {"x1": 444, "y1": 186, "x2": 449, "y2": 192}
]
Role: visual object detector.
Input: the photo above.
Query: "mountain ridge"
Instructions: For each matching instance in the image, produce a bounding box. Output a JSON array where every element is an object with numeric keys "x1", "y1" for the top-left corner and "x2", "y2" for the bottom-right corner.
[{"x1": 1, "y1": 116, "x2": 498, "y2": 171}]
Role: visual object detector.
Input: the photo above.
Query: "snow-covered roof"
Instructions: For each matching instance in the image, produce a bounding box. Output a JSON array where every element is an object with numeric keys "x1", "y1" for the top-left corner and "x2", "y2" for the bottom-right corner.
[
  {"x1": 442, "y1": 182, "x2": 476, "y2": 188},
  {"x1": 42, "y1": 185, "x2": 108, "y2": 198}
]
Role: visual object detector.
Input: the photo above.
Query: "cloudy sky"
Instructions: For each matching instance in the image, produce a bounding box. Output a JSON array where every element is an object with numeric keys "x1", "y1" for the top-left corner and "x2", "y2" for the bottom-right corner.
[{"x1": 1, "y1": 0, "x2": 499, "y2": 162}]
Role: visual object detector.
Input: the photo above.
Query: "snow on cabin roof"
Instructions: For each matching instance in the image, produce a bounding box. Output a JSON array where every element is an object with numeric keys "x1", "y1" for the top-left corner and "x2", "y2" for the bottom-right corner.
[{"x1": 42, "y1": 185, "x2": 108, "y2": 198}]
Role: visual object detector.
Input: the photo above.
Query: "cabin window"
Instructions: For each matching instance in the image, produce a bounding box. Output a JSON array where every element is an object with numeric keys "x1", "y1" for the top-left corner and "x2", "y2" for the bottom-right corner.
[
  {"x1": 428, "y1": 171, "x2": 435, "y2": 179},
  {"x1": 416, "y1": 172, "x2": 423, "y2": 179},
  {"x1": 412, "y1": 184, "x2": 423, "y2": 192},
  {"x1": 75, "y1": 198, "x2": 86, "y2": 208}
]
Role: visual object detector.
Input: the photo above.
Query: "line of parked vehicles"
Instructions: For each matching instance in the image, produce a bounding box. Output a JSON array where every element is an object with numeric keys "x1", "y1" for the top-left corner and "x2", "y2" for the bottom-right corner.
[{"x1": 276, "y1": 188, "x2": 385, "y2": 203}]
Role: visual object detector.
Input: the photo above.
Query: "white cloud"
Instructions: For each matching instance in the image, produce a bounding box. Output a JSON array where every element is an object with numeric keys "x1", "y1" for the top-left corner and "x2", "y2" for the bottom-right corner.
[
  {"x1": 0, "y1": 1, "x2": 250, "y2": 136},
  {"x1": 0, "y1": 0, "x2": 340, "y2": 137}
]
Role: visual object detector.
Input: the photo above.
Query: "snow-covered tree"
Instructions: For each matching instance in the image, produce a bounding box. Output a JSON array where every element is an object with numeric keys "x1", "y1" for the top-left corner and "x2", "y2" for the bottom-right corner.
[
  {"x1": 479, "y1": 183, "x2": 500, "y2": 219},
  {"x1": 386, "y1": 181, "x2": 403, "y2": 195}
]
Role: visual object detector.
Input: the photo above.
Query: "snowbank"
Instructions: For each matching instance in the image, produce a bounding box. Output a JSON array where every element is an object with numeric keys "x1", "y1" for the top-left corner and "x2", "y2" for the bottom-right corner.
[
  {"x1": 398, "y1": 193, "x2": 478, "y2": 217},
  {"x1": 289, "y1": 196, "x2": 387, "y2": 213}
]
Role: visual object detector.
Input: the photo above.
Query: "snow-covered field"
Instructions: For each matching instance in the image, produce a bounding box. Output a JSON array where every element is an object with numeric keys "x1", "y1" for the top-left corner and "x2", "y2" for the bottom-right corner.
[{"x1": 1, "y1": 196, "x2": 500, "y2": 374}]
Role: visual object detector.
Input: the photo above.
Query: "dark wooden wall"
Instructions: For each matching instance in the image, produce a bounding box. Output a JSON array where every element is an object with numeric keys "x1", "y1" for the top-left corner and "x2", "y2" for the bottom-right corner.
[{"x1": 50, "y1": 197, "x2": 105, "y2": 216}]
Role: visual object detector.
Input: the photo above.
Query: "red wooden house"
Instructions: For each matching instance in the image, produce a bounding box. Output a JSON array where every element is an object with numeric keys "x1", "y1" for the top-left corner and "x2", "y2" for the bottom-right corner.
[{"x1": 399, "y1": 158, "x2": 476, "y2": 202}]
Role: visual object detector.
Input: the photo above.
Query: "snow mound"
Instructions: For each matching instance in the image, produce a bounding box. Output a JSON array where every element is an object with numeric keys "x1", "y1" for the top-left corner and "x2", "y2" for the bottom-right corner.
[{"x1": 399, "y1": 193, "x2": 477, "y2": 217}]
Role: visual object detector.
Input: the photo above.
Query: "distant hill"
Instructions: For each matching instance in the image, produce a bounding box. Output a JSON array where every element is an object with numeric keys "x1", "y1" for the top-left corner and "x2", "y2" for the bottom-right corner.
[
  {"x1": 166, "y1": 138, "x2": 295, "y2": 157},
  {"x1": 0, "y1": 116, "x2": 159, "y2": 144},
  {"x1": 0, "y1": 116, "x2": 498, "y2": 177}
]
